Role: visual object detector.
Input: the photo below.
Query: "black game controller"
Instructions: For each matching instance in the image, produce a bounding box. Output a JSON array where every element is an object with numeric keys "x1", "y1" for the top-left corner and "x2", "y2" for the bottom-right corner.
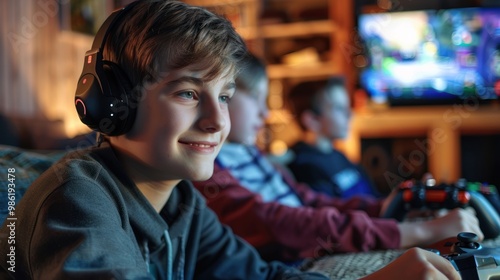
[
  {"x1": 381, "y1": 179, "x2": 500, "y2": 239},
  {"x1": 428, "y1": 232, "x2": 500, "y2": 280}
]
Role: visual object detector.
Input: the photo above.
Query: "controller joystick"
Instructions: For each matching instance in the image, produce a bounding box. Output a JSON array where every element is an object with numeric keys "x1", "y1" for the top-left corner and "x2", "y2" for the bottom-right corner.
[
  {"x1": 428, "y1": 232, "x2": 500, "y2": 280},
  {"x1": 453, "y1": 232, "x2": 482, "y2": 254}
]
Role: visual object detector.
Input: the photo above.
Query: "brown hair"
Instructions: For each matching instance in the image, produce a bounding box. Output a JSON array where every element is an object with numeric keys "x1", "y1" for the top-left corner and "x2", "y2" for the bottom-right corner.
[
  {"x1": 235, "y1": 52, "x2": 267, "y2": 98},
  {"x1": 287, "y1": 76, "x2": 346, "y2": 131},
  {"x1": 103, "y1": 0, "x2": 248, "y2": 88}
]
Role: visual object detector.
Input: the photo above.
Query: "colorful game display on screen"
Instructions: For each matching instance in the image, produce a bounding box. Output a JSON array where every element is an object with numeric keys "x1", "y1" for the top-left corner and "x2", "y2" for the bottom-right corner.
[{"x1": 358, "y1": 7, "x2": 500, "y2": 105}]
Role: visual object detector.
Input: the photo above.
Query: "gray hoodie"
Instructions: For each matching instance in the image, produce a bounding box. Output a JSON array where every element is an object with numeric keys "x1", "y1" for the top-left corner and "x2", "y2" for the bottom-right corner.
[{"x1": 0, "y1": 144, "x2": 328, "y2": 279}]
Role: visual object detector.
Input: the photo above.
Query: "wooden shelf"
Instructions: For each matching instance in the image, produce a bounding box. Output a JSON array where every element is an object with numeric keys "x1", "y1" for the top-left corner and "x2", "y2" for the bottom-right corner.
[
  {"x1": 260, "y1": 20, "x2": 337, "y2": 38},
  {"x1": 235, "y1": 26, "x2": 259, "y2": 40},
  {"x1": 351, "y1": 104, "x2": 500, "y2": 138},
  {"x1": 267, "y1": 61, "x2": 341, "y2": 79},
  {"x1": 258, "y1": 0, "x2": 348, "y2": 81},
  {"x1": 185, "y1": 0, "x2": 348, "y2": 81}
]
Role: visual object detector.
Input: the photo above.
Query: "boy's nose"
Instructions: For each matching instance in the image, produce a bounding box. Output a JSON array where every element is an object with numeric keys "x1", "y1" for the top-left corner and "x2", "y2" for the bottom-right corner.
[{"x1": 198, "y1": 101, "x2": 226, "y2": 133}]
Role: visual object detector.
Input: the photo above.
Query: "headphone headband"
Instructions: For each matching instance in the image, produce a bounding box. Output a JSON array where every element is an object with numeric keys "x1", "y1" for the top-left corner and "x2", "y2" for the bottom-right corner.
[
  {"x1": 88, "y1": 0, "x2": 141, "y2": 60},
  {"x1": 90, "y1": 8, "x2": 123, "y2": 54}
]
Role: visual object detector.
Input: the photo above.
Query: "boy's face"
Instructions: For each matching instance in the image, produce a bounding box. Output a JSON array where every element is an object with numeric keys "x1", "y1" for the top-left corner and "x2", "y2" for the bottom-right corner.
[
  {"x1": 316, "y1": 86, "x2": 351, "y2": 140},
  {"x1": 227, "y1": 77, "x2": 269, "y2": 145},
  {"x1": 118, "y1": 65, "x2": 235, "y2": 181}
]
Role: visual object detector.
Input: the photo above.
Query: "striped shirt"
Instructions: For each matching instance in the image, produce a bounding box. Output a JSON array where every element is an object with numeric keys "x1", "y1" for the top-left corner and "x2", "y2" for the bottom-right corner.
[{"x1": 216, "y1": 143, "x2": 302, "y2": 207}]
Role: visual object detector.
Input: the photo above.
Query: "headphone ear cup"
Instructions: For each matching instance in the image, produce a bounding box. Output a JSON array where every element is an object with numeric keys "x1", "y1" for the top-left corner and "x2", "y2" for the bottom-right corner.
[
  {"x1": 74, "y1": 61, "x2": 136, "y2": 136},
  {"x1": 101, "y1": 61, "x2": 137, "y2": 135}
]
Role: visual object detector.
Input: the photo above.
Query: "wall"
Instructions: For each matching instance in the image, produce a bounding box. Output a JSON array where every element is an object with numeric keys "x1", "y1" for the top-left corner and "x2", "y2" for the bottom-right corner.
[{"x1": 0, "y1": 0, "x2": 92, "y2": 148}]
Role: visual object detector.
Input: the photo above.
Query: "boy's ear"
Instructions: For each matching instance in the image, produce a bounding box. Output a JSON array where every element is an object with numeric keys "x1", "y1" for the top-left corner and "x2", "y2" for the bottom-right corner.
[{"x1": 301, "y1": 110, "x2": 321, "y2": 133}]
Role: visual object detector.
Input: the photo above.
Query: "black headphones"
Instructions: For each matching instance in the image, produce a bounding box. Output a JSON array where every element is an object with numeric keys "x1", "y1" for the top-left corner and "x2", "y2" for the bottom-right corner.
[{"x1": 74, "y1": 2, "x2": 138, "y2": 136}]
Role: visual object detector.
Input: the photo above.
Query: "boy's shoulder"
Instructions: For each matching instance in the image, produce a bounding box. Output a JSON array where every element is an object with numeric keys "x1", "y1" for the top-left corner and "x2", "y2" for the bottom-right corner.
[
  {"x1": 33, "y1": 144, "x2": 132, "y2": 202},
  {"x1": 34, "y1": 145, "x2": 106, "y2": 184}
]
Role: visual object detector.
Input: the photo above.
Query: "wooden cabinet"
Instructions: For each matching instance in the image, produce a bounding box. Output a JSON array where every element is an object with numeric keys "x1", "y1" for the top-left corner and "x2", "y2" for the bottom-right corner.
[
  {"x1": 258, "y1": 1, "x2": 353, "y2": 82},
  {"x1": 342, "y1": 103, "x2": 500, "y2": 184},
  {"x1": 184, "y1": 0, "x2": 352, "y2": 79}
]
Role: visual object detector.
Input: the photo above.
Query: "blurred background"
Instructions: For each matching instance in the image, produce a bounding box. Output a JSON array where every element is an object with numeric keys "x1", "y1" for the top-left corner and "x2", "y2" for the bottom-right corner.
[{"x1": 1, "y1": 0, "x2": 499, "y2": 192}]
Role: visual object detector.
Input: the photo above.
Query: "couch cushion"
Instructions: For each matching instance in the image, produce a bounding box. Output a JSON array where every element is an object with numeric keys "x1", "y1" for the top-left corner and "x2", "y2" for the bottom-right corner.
[{"x1": 0, "y1": 145, "x2": 64, "y2": 223}]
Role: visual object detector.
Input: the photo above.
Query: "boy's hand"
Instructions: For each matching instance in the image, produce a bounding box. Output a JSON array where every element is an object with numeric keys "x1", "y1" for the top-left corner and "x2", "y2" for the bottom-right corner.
[
  {"x1": 423, "y1": 207, "x2": 484, "y2": 242},
  {"x1": 398, "y1": 208, "x2": 483, "y2": 248},
  {"x1": 361, "y1": 247, "x2": 461, "y2": 280}
]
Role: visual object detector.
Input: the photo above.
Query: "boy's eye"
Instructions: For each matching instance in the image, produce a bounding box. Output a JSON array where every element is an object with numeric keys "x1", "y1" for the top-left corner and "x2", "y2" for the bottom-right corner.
[
  {"x1": 219, "y1": 95, "x2": 231, "y2": 104},
  {"x1": 178, "y1": 91, "x2": 195, "y2": 99}
]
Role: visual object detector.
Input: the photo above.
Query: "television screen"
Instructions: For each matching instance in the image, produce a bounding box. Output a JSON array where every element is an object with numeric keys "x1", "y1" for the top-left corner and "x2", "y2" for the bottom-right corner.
[{"x1": 358, "y1": 7, "x2": 500, "y2": 105}]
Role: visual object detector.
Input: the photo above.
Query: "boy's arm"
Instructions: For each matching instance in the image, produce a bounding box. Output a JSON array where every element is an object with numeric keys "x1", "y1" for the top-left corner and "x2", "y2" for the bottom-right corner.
[
  {"x1": 193, "y1": 165, "x2": 400, "y2": 262},
  {"x1": 194, "y1": 198, "x2": 329, "y2": 280}
]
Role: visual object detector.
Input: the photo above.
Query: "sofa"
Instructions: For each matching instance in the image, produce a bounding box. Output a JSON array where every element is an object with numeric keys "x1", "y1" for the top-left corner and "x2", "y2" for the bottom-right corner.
[{"x1": 0, "y1": 145, "x2": 65, "y2": 223}]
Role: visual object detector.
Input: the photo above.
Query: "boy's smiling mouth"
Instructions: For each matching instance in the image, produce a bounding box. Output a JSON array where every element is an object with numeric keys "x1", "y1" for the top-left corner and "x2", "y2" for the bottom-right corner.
[
  {"x1": 179, "y1": 140, "x2": 218, "y2": 153},
  {"x1": 188, "y1": 143, "x2": 212, "y2": 148}
]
